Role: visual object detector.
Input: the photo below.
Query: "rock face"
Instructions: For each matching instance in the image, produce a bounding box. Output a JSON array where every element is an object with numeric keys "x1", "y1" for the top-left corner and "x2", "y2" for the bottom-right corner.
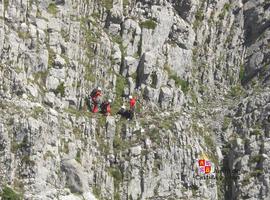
[{"x1": 0, "y1": 0, "x2": 269, "y2": 200}]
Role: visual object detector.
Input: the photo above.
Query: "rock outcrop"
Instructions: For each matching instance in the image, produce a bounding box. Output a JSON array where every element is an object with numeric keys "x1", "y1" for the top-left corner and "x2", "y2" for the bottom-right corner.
[{"x1": 0, "y1": 0, "x2": 269, "y2": 199}]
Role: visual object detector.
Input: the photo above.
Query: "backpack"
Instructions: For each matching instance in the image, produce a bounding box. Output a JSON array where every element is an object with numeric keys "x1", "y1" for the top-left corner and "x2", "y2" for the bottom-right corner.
[
  {"x1": 101, "y1": 102, "x2": 108, "y2": 113},
  {"x1": 90, "y1": 89, "x2": 98, "y2": 98}
]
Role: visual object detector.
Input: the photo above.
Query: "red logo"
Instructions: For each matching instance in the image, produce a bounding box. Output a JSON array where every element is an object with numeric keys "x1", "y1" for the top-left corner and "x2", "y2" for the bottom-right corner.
[
  {"x1": 197, "y1": 159, "x2": 213, "y2": 175},
  {"x1": 199, "y1": 159, "x2": 205, "y2": 166},
  {"x1": 205, "y1": 166, "x2": 211, "y2": 174}
]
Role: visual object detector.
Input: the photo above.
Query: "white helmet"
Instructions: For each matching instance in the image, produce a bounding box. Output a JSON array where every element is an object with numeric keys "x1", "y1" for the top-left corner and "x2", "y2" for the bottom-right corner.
[
  {"x1": 108, "y1": 99, "x2": 112, "y2": 103},
  {"x1": 121, "y1": 105, "x2": 126, "y2": 109},
  {"x1": 129, "y1": 95, "x2": 132, "y2": 99},
  {"x1": 97, "y1": 87, "x2": 101, "y2": 91}
]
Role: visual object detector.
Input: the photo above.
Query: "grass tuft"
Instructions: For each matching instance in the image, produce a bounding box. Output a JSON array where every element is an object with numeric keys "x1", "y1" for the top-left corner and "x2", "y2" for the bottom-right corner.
[
  {"x1": 47, "y1": 3, "x2": 58, "y2": 16},
  {"x1": 0, "y1": 186, "x2": 22, "y2": 200},
  {"x1": 140, "y1": 19, "x2": 157, "y2": 29}
]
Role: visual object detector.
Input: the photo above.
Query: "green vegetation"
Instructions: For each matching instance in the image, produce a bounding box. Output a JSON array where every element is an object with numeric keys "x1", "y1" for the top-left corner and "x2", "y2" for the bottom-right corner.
[
  {"x1": 0, "y1": 186, "x2": 22, "y2": 200},
  {"x1": 224, "y1": 3, "x2": 231, "y2": 11},
  {"x1": 172, "y1": 74, "x2": 189, "y2": 93},
  {"x1": 151, "y1": 72, "x2": 157, "y2": 88},
  {"x1": 113, "y1": 132, "x2": 129, "y2": 153},
  {"x1": 96, "y1": 133, "x2": 110, "y2": 155},
  {"x1": 4, "y1": 0, "x2": 9, "y2": 11},
  {"x1": 218, "y1": 3, "x2": 231, "y2": 20},
  {"x1": 159, "y1": 117, "x2": 175, "y2": 130},
  {"x1": 114, "y1": 192, "x2": 120, "y2": 200},
  {"x1": 195, "y1": 8, "x2": 204, "y2": 21},
  {"x1": 73, "y1": 127, "x2": 82, "y2": 139},
  {"x1": 7, "y1": 118, "x2": 14, "y2": 126},
  {"x1": 60, "y1": 29, "x2": 69, "y2": 42},
  {"x1": 242, "y1": 176, "x2": 250, "y2": 186},
  {"x1": 101, "y1": 0, "x2": 113, "y2": 10},
  {"x1": 91, "y1": 12, "x2": 101, "y2": 19},
  {"x1": 65, "y1": 107, "x2": 92, "y2": 118},
  {"x1": 47, "y1": 3, "x2": 58, "y2": 16},
  {"x1": 164, "y1": 64, "x2": 189, "y2": 94},
  {"x1": 217, "y1": 174, "x2": 225, "y2": 199},
  {"x1": 84, "y1": 64, "x2": 95, "y2": 82},
  {"x1": 34, "y1": 70, "x2": 49, "y2": 87},
  {"x1": 108, "y1": 166, "x2": 123, "y2": 189},
  {"x1": 250, "y1": 169, "x2": 264, "y2": 177},
  {"x1": 48, "y1": 48, "x2": 55, "y2": 68},
  {"x1": 251, "y1": 128, "x2": 262, "y2": 136},
  {"x1": 140, "y1": 19, "x2": 157, "y2": 30},
  {"x1": 222, "y1": 116, "x2": 231, "y2": 131},
  {"x1": 147, "y1": 128, "x2": 161, "y2": 144},
  {"x1": 153, "y1": 159, "x2": 162, "y2": 175},
  {"x1": 123, "y1": 0, "x2": 129, "y2": 8},
  {"x1": 193, "y1": 7, "x2": 204, "y2": 29},
  {"x1": 32, "y1": 107, "x2": 44, "y2": 118},
  {"x1": 43, "y1": 151, "x2": 55, "y2": 160},
  {"x1": 92, "y1": 186, "x2": 102, "y2": 199},
  {"x1": 54, "y1": 82, "x2": 65, "y2": 97},
  {"x1": 80, "y1": 17, "x2": 101, "y2": 59},
  {"x1": 61, "y1": 139, "x2": 69, "y2": 154},
  {"x1": 84, "y1": 28, "x2": 99, "y2": 44},
  {"x1": 21, "y1": 155, "x2": 35, "y2": 166},
  {"x1": 191, "y1": 184, "x2": 199, "y2": 196},
  {"x1": 11, "y1": 136, "x2": 28, "y2": 153},
  {"x1": 112, "y1": 35, "x2": 127, "y2": 59},
  {"x1": 111, "y1": 75, "x2": 127, "y2": 114},
  {"x1": 239, "y1": 64, "x2": 245, "y2": 81},
  {"x1": 249, "y1": 155, "x2": 265, "y2": 163},
  {"x1": 75, "y1": 149, "x2": 81, "y2": 164},
  {"x1": 17, "y1": 31, "x2": 30, "y2": 40},
  {"x1": 204, "y1": 134, "x2": 218, "y2": 164},
  {"x1": 228, "y1": 84, "x2": 245, "y2": 98},
  {"x1": 204, "y1": 134, "x2": 215, "y2": 151}
]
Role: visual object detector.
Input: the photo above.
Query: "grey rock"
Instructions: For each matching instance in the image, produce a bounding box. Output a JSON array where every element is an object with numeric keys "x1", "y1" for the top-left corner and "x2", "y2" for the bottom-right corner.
[
  {"x1": 123, "y1": 56, "x2": 139, "y2": 76},
  {"x1": 44, "y1": 92, "x2": 56, "y2": 107},
  {"x1": 159, "y1": 86, "x2": 173, "y2": 109},
  {"x1": 61, "y1": 159, "x2": 88, "y2": 194}
]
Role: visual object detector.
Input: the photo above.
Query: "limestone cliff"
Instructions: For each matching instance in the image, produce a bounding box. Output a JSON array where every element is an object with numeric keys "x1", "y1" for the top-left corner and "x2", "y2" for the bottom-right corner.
[{"x1": 0, "y1": 0, "x2": 269, "y2": 199}]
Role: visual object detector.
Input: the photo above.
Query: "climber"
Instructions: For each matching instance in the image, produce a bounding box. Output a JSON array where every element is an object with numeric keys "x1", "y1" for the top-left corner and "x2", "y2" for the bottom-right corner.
[
  {"x1": 129, "y1": 95, "x2": 136, "y2": 111},
  {"x1": 117, "y1": 105, "x2": 126, "y2": 115},
  {"x1": 90, "y1": 87, "x2": 102, "y2": 113},
  {"x1": 101, "y1": 99, "x2": 112, "y2": 116},
  {"x1": 117, "y1": 105, "x2": 134, "y2": 120}
]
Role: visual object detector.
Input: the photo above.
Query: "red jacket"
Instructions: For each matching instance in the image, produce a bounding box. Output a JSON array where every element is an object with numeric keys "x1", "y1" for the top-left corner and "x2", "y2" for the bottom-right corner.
[
  {"x1": 130, "y1": 98, "x2": 136, "y2": 108},
  {"x1": 106, "y1": 104, "x2": 111, "y2": 114}
]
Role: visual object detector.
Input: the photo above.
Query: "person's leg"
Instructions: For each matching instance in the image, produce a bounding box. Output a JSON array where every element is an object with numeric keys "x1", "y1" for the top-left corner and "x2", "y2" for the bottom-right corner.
[{"x1": 92, "y1": 104, "x2": 99, "y2": 113}]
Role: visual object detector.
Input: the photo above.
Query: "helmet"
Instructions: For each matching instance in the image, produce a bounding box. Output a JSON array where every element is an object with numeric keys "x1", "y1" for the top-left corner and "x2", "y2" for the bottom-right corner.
[
  {"x1": 97, "y1": 87, "x2": 101, "y2": 91},
  {"x1": 108, "y1": 99, "x2": 112, "y2": 103},
  {"x1": 121, "y1": 105, "x2": 126, "y2": 109},
  {"x1": 129, "y1": 95, "x2": 132, "y2": 99}
]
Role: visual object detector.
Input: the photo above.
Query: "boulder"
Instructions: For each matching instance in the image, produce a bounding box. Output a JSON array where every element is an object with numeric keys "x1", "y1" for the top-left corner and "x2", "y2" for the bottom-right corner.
[
  {"x1": 61, "y1": 159, "x2": 88, "y2": 194},
  {"x1": 44, "y1": 92, "x2": 56, "y2": 107},
  {"x1": 124, "y1": 56, "x2": 139, "y2": 76},
  {"x1": 106, "y1": 116, "x2": 116, "y2": 140},
  {"x1": 46, "y1": 75, "x2": 59, "y2": 90},
  {"x1": 130, "y1": 146, "x2": 142, "y2": 156},
  {"x1": 159, "y1": 87, "x2": 173, "y2": 109}
]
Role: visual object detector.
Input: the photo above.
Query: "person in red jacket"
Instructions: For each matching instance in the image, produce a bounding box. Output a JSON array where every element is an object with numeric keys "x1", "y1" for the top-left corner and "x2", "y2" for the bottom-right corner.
[
  {"x1": 90, "y1": 87, "x2": 102, "y2": 113},
  {"x1": 129, "y1": 95, "x2": 136, "y2": 111},
  {"x1": 101, "y1": 99, "x2": 112, "y2": 116}
]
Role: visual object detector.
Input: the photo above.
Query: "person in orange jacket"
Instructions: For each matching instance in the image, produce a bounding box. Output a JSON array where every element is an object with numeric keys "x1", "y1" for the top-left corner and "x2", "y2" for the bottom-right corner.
[
  {"x1": 129, "y1": 95, "x2": 136, "y2": 111},
  {"x1": 90, "y1": 87, "x2": 102, "y2": 113}
]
